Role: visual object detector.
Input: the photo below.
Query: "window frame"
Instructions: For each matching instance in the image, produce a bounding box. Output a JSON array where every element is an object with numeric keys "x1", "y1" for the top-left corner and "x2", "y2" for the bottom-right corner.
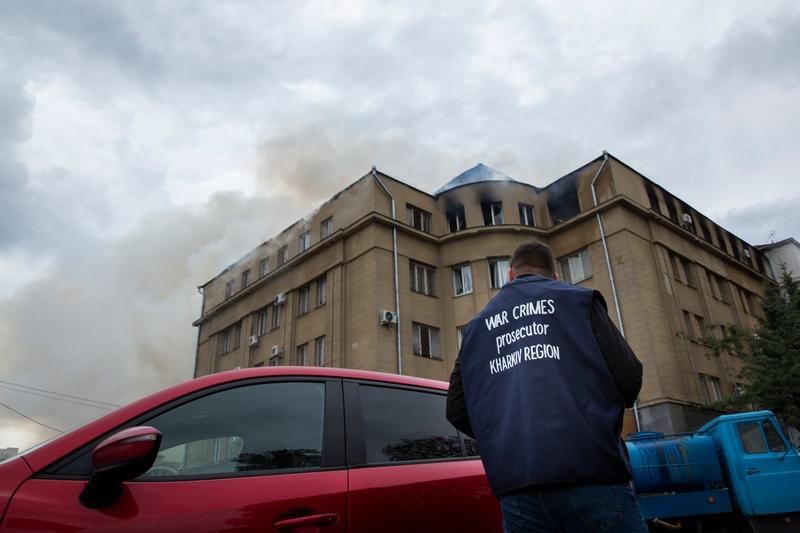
[
  {"x1": 259, "y1": 258, "x2": 269, "y2": 278},
  {"x1": 410, "y1": 261, "x2": 437, "y2": 297},
  {"x1": 342, "y1": 380, "x2": 477, "y2": 469},
  {"x1": 277, "y1": 245, "x2": 289, "y2": 266},
  {"x1": 406, "y1": 204, "x2": 432, "y2": 234},
  {"x1": 452, "y1": 263, "x2": 473, "y2": 297},
  {"x1": 481, "y1": 201, "x2": 504, "y2": 226},
  {"x1": 297, "y1": 343, "x2": 309, "y2": 366},
  {"x1": 320, "y1": 217, "x2": 333, "y2": 240},
  {"x1": 412, "y1": 321, "x2": 441, "y2": 359},
  {"x1": 316, "y1": 276, "x2": 327, "y2": 307},
  {"x1": 518, "y1": 203, "x2": 535, "y2": 227},
  {"x1": 488, "y1": 257, "x2": 510, "y2": 289},
  {"x1": 297, "y1": 285, "x2": 311, "y2": 316},
  {"x1": 446, "y1": 206, "x2": 466, "y2": 233},
  {"x1": 40, "y1": 377, "x2": 346, "y2": 481},
  {"x1": 558, "y1": 249, "x2": 592, "y2": 284},
  {"x1": 314, "y1": 335, "x2": 326, "y2": 366},
  {"x1": 298, "y1": 231, "x2": 311, "y2": 253}
]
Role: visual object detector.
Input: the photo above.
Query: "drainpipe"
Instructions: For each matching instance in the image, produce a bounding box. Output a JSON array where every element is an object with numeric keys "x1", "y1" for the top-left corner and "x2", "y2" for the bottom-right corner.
[
  {"x1": 373, "y1": 166, "x2": 403, "y2": 375},
  {"x1": 590, "y1": 151, "x2": 641, "y2": 431},
  {"x1": 193, "y1": 286, "x2": 205, "y2": 378}
]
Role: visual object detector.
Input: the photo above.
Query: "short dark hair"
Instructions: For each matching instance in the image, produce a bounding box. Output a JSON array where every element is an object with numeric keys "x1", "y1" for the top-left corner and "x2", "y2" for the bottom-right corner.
[{"x1": 510, "y1": 241, "x2": 555, "y2": 277}]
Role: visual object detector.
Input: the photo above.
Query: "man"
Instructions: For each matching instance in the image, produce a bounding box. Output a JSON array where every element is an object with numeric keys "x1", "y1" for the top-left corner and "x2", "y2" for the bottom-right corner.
[{"x1": 446, "y1": 241, "x2": 646, "y2": 532}]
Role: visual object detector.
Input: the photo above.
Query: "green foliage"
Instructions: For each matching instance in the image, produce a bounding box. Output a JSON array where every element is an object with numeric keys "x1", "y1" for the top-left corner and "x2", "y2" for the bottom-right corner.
[{"x1": 696, "y1": 267, "x2": 800, "y2": 426}]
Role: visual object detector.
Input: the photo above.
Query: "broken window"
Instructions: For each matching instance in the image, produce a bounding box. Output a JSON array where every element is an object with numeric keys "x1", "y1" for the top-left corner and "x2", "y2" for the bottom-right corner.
[
  {"x1": 481, "y1": 202, "x2": 504, "y2": 226},
  {"x1": 518, "y1": 203, "x2": 535, "y2": 226},
  {"x1": 547, "y1": 183, "x2": 581, "y2": 225},
  {"x1": 447, "y1": 206, "x2": 466, "y2": 233},
  {"x1": 413, "y1": 322, "x2": 440, "y2": 358}
]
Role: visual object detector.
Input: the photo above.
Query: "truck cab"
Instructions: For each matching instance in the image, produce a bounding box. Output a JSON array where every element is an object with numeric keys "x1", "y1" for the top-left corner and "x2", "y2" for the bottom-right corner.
[{"x1": 697, "y1": 410, "x2": 800, "y2": 518}]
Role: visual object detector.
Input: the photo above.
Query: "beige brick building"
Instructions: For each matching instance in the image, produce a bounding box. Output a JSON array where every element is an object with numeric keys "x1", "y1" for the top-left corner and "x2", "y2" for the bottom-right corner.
[{"x1": 193, "y1": 153, "x2": 772, "y2": 433}]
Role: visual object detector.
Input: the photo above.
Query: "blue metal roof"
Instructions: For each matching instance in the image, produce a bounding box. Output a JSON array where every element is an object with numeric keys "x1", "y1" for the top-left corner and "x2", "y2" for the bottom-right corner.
[{"x1": 434, "y1": 163, "x2": 520, "y2": 195}]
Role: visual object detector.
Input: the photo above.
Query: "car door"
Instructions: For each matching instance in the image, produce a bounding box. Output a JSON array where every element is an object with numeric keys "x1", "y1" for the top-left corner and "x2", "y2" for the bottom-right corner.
[
  {"x1": 344, "y1": 380, "x2": 501, "y2": 533},
  {"x1": 3, "y1": 378, "x2": 347, "y2": 532},
  {"x1": 734, "y1": 419, "x2": 800, "y2": 516}
]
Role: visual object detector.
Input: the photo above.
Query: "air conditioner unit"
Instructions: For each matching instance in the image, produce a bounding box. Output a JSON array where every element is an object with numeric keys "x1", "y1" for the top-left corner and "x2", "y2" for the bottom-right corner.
[
  {"x1": 273, "y1": 292, "x2": 287, "y2": 306},
  {"x1": 270, "y1": 345, "x2": 284, "y2": 357},
  {"x1": 681, "y1": 213, "x2": 693, "y2": 227},
  {"x1": 248, "y1": 335, "x2": 260, "y2": 347},
  {"x1": 233, "y1": 366, "x2": 242, "y2": 371},
  {"x1": 379, "y1": 310, "x2": 398, "y2": 326}
]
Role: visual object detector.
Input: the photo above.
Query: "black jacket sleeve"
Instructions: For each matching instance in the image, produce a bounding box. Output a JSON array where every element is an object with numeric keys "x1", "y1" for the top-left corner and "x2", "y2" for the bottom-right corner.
[
  {"x1": 590, "y1": 292, "x2": 643, "y2": 408},
  {"x1": 446, "y1": 353, "x2": 475, "y2": 438}
]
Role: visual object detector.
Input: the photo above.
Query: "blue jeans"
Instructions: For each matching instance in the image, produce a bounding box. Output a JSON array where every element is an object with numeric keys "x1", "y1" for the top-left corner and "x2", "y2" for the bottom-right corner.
[{"x1": 500, "y1": 484, "x2": 648, "y2": 532}]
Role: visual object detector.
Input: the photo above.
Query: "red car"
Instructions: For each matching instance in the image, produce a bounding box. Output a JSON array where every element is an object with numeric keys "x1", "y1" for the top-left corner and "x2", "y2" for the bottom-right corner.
[{"x1": 0, "y1": 367, "x2": 501, "y2": 532}]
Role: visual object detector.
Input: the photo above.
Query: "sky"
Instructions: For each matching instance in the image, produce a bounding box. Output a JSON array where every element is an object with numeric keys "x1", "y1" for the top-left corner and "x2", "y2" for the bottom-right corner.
[{"x1": 1, "y1": 0, "x2": 799, "y2": 450}]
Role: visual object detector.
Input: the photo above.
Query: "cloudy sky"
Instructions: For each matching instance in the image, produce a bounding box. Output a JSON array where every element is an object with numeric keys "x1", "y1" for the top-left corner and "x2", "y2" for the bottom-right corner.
[{"x1": 1, "y1": 0, "x2": 799, "y2": 449}]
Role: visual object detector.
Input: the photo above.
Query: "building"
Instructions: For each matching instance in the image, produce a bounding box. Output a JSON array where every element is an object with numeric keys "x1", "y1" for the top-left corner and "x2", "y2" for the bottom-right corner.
[
  {"x1": 0, "y1": 447, "x2": 19, "y2": 461},
  {"x1": 757, "y1": 238, "x2": 800, "y2": 281},
  {"x1": 193, "y1": 153, "x2": 773, "y2": 433}
]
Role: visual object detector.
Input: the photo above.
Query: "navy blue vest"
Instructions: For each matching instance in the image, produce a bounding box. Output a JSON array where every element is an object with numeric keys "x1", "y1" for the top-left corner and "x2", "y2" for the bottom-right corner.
[{"x1": 460, "y1": 274, "x2": 631, "y2": 496}]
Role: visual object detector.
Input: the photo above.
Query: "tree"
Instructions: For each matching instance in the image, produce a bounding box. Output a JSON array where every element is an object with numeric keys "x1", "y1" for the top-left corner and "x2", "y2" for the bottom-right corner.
[{"x1": 696, "y1": 268, "x2": 800, "y2": 426}]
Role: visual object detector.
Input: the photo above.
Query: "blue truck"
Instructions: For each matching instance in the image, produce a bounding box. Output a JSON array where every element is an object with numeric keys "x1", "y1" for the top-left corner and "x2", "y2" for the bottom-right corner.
[{"x1": 626, "y1": 410, "x2": 800, "y2": 532}]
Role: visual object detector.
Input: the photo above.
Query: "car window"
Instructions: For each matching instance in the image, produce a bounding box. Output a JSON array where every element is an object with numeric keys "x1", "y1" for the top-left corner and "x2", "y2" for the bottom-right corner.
[
  {"x1": 463, "y1": 434, "x2": 479, "y2": 457},
  {"x1": 359, "y1": 385, "x2": 461, "y2": 464},
  {"x1": 53, "y1": 382, "x2": 325, "y2": 478},
  {"x1": 762, "y1": 420, "x2": 787, "y2": 453},
  {"x1": 738, "y1": 422, "x2": 767, "y2": 454}
]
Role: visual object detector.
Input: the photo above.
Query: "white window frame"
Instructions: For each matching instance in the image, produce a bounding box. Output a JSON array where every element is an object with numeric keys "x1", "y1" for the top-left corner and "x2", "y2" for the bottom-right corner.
[
  {"x1": 241, "y1": 269, "x2": 250, "y2": 289},
  {"x1": 410, "y1": 262, "x2": 437, "y2": 296},
  {"x1": 488, "y1": 258, "x2": 510, "y2": 289},
  {"x1": 456, "y1": 326, "x2": 466, "y2": 350},
  {"x1": 413, "y1": 322, "x2": 440, "y2": 359},
  {"x1": 297, "y1": 343, "x2": 308, "y2": 366},
  {"x1": 316, "y1": 276, "x2": 327, "y2": 307},
  {"x1": 259, "y1": 258, "x2": 269, "y2": 278},
  {"x1": 483, "y1": 202, "x2": 504, "y2": 226},
  {"x1": 320, "y1": 217, "x2": 333, "y2": 240},
  {"x1": 253, "y1": 308, "x2": 268, "y2": 337},
  {"x1": 559, "y1": 249, "x2": 592, "y2": 284},
  {"x1": 447, "y1": 207, "x2": 466, "y2": 233},
  {"x1": 270, "y1": 304, "x2": 281, "y2": 330},
  {"x1": 452, "y1": 264, "x2": 473, "y2": 296},
  {"x1": 406, "y1": 205, "x2": 432, "y2": 234},
  {"x1": 314, "y1": 336, "x2": 325, "y2": 366},
  {"x1": 518, "y1": 203, "x2": 535, "y2": 226},
  {"x1": 278, "y1": 245, "x2": 289, "y2": 266},
  {"x1": 225, "y1": 280, "x2": 235, "y2": 299},
  {"x1": 299, "y1": 231, "x2": 311, "y2": 253},
  {"x1": 298, "y1": 285, "x2": 311, "y2": 315}
]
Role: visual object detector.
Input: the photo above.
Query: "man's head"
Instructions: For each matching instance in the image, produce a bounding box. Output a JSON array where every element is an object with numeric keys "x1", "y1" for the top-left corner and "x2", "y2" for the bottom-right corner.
[{"x1": 509, "y1": 241, "x2": 557, "y2": 281}]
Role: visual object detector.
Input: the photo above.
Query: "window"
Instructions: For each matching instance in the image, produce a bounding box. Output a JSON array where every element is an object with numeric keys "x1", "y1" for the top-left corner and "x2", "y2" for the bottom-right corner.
[
  {"x1": 270, "y1": 304, "x2": 281, "y2": 330},
  {"x1": 763, "y1": 420, "x2": 787, "y2": 452},
  {"x1": 314, "y1": 336, "x2": 325, "y2": 366},
  {"x1": 278, "y1": 245, "x2": 289, "y2": 266},
  {"x1": 683, "y1": 311, "x2": 705, "y2": 340},
  {"x1": 316, "y1": 276, "x2": 327, "y2": 307},
  {"x1": 359, "y1": 385, "x2": 460, "y2": 464},
  {"x1": 298, "y1": 231, "x2": 310, "y2": 253},
  {"x1": 518, "y1": 203, "x2": 535, "y2": 226},
  {"x1": 142, "y1": 383, "x2": 324, "y2": 477},
  {"x1": 52, "y1": 382, "x2": 326, "y2": 478},
  {"x1": 410, "y1": 262, "x2": 437, "y2": 296},
  {"x1": 699, "y1": 374, "x2": 722, "y2": 403},
  {"x1": 664, "y1": 193, "x2": 679, "y2": 224},
  {"x1": 668, "y1": 252, "x2": 695, "y2": 287},
  {"x1": 489, "y1": 258, "x2": 510, "y2": 289},
  {"x1": 241, "y1": 269, "x2": 250, "y2": 290},
  {"x1": 452, "y1": 264, "x2": 473, "y2": 296},
  {"x1": 406, "y1": 204, "x2": 432, "y2": 233},
  {"x1": 259, "y1": 258, "x2": 269, "y2": 278},
  {"x1": 297, "y1": 343, "x2": 308, "y2": 366},
  {"x1": 225, "y1": 280, "x2": 235, "y2": 299},
  {"x1": 320, "y1": 217, "x2": 333, "y2": 239},
  {"x1": 715, "y1": 226, "x2": 729, "y2": 253},
  {"x1": 481, "y1": 202, "x2": 504, "y2": 226},
  {"x1": 457, "y1": 326, "x2": 466, "y2": 350},
  {"x1": 413, "y1": 322, "x2": 440, "y2": 358},
  {"x1": 739, "y1": 288, "x2": 758, "y2": 315},
  {"x1": 297, "y1": 285, "x2": 311, "y2": 315},
  {"x1": 738, "y1": 422, "x2": 768, "y2": 454},
  {"x1": 447, "y1": 206, "x2": 466, "y2": 233},
  {"x1": 700, "y1": 219, "x2": 713, "y2": 243},
  {"x1": 559, "y1": 249, "x2": 592, "y2": 284},
  {"x1": 707, "y1": 271, "x2": 730, "y2": 303},
  {"x1": 252, "y1": 308, "x2": 268, "y2": 337},
  {"x1": 216, "y1": 323, "x2": 241, "y2": 356},
  {"x1": 644, "y1": 181, "x2": 660, "y2": 212}
]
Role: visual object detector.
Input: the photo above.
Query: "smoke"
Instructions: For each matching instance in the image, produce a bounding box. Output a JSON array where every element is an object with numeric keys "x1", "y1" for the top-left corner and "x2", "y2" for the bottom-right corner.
[{"x1": 0, "y1": 191, "x2": 306, "y2": 450}]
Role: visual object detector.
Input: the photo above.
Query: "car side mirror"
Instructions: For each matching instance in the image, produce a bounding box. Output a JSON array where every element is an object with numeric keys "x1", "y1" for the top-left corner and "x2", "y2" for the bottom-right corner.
[{"x1": 79, "y1": 426, "x2": 162, "y2": 509}]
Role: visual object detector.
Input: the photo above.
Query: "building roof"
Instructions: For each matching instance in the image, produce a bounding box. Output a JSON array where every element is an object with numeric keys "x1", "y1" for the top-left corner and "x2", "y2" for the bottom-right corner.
[
  {"x1": 756, "y1": 237, "x2": 800, "y2": 251},
  {"x1": 434, "y1": 163, "x2": 521, "y2": 195}
]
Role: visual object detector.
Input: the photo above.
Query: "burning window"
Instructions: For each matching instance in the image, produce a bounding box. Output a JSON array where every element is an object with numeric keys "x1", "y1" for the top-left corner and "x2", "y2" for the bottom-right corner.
[
  {"x1": 518, "y1": 203, "x2": 535, "y2": 226},
  {"x1": 447, "y1": 206, "x2": 466, "y2": 233},
  {"x1": 547, "y1": 183, "x2": 580, "y2": 225},
  {"x1": 406, "y1": 204, "x2": 432, "y2": 233},
  {"x1": 481, "y1": 202, "x2": 504, "y2": 226}
]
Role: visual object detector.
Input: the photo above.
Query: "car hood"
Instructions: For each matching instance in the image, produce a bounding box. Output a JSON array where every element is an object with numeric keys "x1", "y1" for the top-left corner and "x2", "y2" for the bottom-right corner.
[{"x1": 0, "y1": 456, "x2": 33, "y2": 524}]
